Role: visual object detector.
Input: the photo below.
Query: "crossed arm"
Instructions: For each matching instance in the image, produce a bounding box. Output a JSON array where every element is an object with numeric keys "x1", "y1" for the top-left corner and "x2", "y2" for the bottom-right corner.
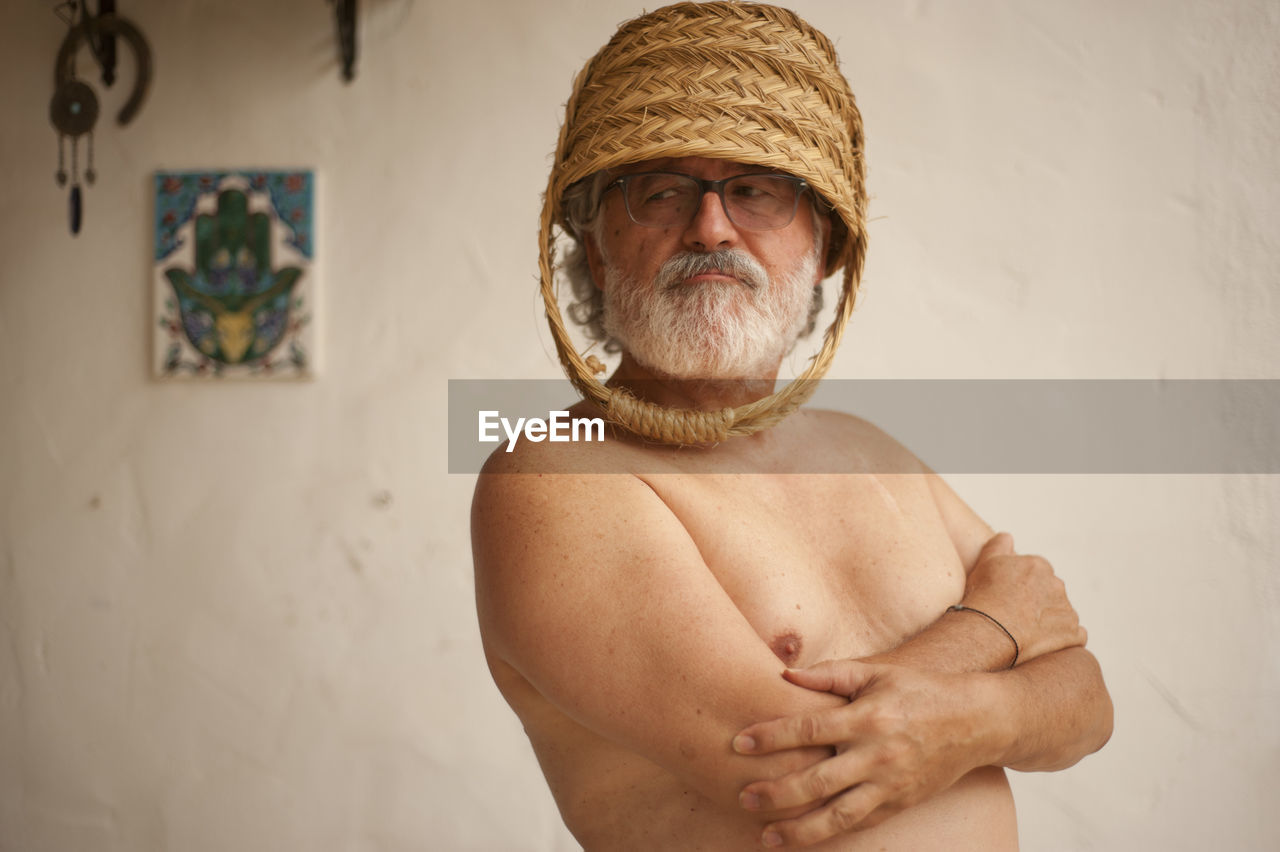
[
  {"x1": 731, "y1": 477, "x2": 1113, "y2": 847},
  {"x1": 732, "y1": 535, "x2": 1112, "y2": 847},
  {"x1": 473, "y1": 466, "x2": 1112, "y2": 847}
]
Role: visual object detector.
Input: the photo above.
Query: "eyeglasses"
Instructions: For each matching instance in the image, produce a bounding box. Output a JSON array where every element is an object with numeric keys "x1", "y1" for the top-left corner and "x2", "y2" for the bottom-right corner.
[{"x1": 604, "y1": 171, "x2": 810, "y2": 231}]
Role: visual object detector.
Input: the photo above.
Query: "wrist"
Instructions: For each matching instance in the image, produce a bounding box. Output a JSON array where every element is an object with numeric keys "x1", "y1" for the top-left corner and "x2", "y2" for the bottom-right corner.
[
  {"x1": 947, "y1": 605, "x2": 1018, "y2": 668},
  {"x1": 943, "y1": 605, "x2": 1018, "y2": 672}
]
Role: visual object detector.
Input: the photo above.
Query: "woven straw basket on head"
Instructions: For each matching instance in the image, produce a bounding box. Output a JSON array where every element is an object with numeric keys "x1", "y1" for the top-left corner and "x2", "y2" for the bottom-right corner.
[{"x1": 539, "y1": 0, "x2": 867, "y2": 445}]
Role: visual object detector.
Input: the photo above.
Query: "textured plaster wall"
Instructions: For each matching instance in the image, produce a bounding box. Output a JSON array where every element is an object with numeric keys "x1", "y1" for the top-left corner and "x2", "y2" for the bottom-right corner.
[{"x1": 0, "y1": 1, "x2": 1276, "y2": 850}]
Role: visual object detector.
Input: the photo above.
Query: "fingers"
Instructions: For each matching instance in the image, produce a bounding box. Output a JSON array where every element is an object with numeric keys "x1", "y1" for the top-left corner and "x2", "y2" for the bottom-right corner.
[
  {"x1": 779, "y1": 658, "x2": 877, "y2": 696},
  {"x1": 758, "y1": 783, "x2": 896, "y2": 848},
  {"x1": 734, "y1": 701, "x2": 865, "y2": 754},
  {"x1": 734, "y1": 661, "x2": 880, "y2": 755},
  {"x1": 740, "y1": 747, "x2": 871, "y2": 811}
]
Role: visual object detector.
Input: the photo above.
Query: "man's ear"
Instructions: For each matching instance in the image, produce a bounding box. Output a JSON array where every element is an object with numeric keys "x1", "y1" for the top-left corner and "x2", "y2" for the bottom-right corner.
[{"x1": 583, "y1": 231, "x2": 607, "y2": 292}]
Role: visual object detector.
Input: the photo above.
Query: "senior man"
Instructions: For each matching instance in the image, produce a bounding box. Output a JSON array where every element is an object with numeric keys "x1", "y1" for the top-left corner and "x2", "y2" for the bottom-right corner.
[{"x1": 472, "y1": 3, "x2": 1112, "y2": 849}]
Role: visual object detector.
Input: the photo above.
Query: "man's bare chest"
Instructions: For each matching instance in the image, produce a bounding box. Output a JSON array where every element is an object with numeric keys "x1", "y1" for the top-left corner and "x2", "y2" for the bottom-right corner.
[{"x1": 641, "y1": 473, "x2": 966, "y2": 665}]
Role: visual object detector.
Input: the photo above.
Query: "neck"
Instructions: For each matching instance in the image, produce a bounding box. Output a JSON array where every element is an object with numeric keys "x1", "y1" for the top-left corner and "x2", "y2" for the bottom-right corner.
[{"x1": 607, "y1": 353, "x2": 781, "y2": 411}]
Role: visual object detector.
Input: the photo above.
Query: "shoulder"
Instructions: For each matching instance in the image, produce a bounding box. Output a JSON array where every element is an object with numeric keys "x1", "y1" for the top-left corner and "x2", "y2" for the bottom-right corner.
[
  {"x1": 799, "y1": 407, "x2": 993, "y2": 563},
  {"x1": 793, "y1": 407, "x2": 930, "y2": 474},
  {"x1": 471, "y1": 432, "x2": 652, "y2": 561},
  {"x1": 470, "y1": 426, "x2": 683, "y2": 646},
  {"x1": 470, "y1": 416, "x2": 654, "y2": 539}
]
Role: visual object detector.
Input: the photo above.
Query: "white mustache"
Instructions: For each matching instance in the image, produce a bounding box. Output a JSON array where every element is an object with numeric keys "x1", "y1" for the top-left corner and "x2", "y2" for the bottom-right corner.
[{"x1": 655, "y1": 249, "x2": 768, "y2": 292}]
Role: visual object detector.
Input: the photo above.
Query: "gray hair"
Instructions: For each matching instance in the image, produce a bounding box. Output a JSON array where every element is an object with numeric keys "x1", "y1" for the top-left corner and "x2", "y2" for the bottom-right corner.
[
  {"x1": 561, "y1": 171, "x2": 620, "y2": 351},
  {"x1": 559, "y1": 171, "x2": 828, "y2": 352}
]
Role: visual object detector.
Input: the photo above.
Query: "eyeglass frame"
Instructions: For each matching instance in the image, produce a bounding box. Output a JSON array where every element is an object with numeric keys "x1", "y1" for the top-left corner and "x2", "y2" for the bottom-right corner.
[{"x1": 601, "y1": 170, "x2": 813, "y2": 232}]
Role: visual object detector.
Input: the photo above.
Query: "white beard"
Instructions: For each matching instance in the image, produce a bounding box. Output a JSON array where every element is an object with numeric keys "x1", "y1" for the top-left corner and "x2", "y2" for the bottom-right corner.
[{"x1": 600, "y1": 245, "x2": 819, "y2": 380}]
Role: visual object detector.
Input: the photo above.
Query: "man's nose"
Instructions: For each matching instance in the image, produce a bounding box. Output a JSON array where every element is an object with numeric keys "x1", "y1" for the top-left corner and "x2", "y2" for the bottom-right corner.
[{"x1": 681, "y1": 189, "x2": 738, "y2": 251}]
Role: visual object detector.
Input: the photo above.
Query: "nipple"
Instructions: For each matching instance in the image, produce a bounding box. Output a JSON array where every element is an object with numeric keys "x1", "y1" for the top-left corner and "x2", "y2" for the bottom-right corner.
[{"x1": 769, "y1": 631, "x2": 803, "y2": 666}]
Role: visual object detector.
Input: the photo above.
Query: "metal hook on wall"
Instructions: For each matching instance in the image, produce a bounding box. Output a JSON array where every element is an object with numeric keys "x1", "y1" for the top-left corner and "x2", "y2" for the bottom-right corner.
[
  {"x1": 49, "y1": 1, "x2": 153, "y2": 235},
  {"x1": 330, "y1": 0, "x2": 358, "y2": 83}
]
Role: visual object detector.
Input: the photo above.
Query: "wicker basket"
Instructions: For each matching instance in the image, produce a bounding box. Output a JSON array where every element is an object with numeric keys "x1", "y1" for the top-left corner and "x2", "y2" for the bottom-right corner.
[{"x1": 539, "y1": 1, "x2": 867, "y2": 444}]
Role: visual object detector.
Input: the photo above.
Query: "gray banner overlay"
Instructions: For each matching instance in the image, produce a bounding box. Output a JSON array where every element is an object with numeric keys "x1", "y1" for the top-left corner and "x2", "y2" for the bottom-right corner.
[{"x1": 448, "y1": 379, "x2": 1280, "y2": 474}]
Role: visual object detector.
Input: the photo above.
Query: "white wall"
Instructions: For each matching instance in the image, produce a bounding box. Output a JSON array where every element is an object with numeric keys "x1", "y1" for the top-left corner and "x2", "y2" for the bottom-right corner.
[{"x1": 1, "y1": 1, "x2": 1276, "y2": 850}]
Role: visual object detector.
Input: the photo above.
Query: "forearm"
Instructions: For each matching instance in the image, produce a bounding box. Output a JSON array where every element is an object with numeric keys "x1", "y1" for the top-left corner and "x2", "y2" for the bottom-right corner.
[
  {"x1": 866, "y1": 613, "x2": 1111, "y2": 772},
  {"x1": 862, "y1": 606, "x2": 1018, "y2": 674},
  {"x1": 977, "y1": 645, "x2": 1113, "y2": 772}
]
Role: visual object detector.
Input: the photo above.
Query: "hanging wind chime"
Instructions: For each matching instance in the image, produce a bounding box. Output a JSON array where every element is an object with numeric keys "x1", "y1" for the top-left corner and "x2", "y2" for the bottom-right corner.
[{"x1": 49, "y1": 1, "x2": 152, "y2": 236}]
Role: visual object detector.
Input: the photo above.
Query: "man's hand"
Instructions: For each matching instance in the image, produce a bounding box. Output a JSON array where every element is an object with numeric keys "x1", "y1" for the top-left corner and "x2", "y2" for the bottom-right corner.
[
  {"x1": 733, "y1": 661, "x2": 998, "y2": 847},
  {"x1": 959, "y1": 533, "x2": 1087, "y2": 664},
  {"x1": 728, "y1": 536, "x2": 1100, "y2": 847}
]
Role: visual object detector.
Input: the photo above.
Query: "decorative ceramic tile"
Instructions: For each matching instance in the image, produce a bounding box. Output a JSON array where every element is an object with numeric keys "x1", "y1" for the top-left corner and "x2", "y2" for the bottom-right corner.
[{"x1": 153, "y1": 170, "x2": 317, "y2": 379}]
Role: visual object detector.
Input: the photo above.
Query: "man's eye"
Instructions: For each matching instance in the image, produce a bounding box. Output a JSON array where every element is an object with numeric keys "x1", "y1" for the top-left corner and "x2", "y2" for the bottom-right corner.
[
  {"x1": 634, "y1": 178, "x2": 692, "y2": 205},
  {"x1": 645, "y1": 188, "x2": 679, "y2": 202},
  {"x1": 731, "y1": 179, "x2": 778, "y2": 199}
]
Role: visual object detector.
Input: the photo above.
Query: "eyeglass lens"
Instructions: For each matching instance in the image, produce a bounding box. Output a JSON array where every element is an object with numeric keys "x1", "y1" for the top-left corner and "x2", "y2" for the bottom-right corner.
[{"x1": 620, "y1": 173, "x2": 802, "y2": 230}]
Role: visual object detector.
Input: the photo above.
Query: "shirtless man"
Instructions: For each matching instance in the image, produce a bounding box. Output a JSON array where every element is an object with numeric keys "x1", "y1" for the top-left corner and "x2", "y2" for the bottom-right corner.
[{"x1": 473, "y1": 4, "x2": 1112, "y2": 849}]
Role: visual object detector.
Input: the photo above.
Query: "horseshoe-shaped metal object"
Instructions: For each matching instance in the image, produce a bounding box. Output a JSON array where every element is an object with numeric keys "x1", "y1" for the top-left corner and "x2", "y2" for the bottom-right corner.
[{"x1": 54, "y1": 12, "x2": 152, "y2": 126}]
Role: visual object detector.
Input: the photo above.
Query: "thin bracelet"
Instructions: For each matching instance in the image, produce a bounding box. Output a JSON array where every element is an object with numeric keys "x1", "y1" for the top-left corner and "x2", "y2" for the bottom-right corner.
[{"x1": 947, "y1": 605, "x2": 1019, "y2": 669}]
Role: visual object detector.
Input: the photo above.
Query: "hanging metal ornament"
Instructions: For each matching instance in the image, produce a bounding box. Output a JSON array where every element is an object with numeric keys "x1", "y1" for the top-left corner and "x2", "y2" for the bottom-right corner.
[
  {"x1": 329, "y1": 0, "x2": 358, "y2": 83},
  {"x1": 49, "y1": 1, "x2": 152, "y2": 236},
  {"x1": 50, "y1": 77, "x2": 99, "y2": 234}
]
